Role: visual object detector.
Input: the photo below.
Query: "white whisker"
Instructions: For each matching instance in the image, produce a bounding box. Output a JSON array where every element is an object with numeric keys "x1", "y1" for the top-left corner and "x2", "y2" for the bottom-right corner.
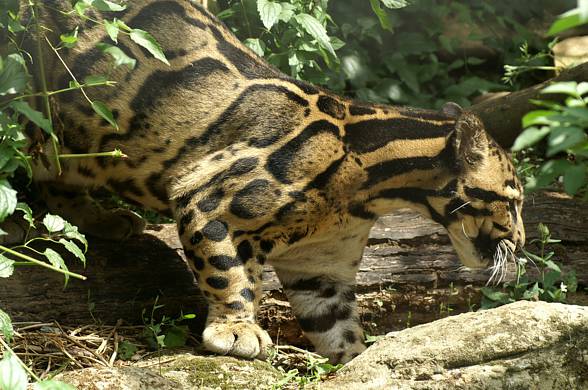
[
  {"x1": 450, "y1": 201, "x2": 471, "y2": 214},
  {"x1": 461, "y1": 221, "x2": 470, "y2": 239}
]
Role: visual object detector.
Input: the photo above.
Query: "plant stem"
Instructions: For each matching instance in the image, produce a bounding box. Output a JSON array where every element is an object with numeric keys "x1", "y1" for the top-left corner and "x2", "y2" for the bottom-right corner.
[
  {"x1": 58, "y1": 150, "x2": 127, "y2": 159},
  {"x1": 31, "y1": 1, "x2": 62, "y2": 176},
  {"x1": 0, "y1": 245, "x2": 86, "y2": 280}
]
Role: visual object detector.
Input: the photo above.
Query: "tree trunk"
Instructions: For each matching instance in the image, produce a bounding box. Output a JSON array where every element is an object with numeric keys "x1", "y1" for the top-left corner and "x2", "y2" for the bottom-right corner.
[
  {"x1": 471, "y1": 61, "x2": 588, "y2": 148},
  {"x1": 1, "y1": 192, "x2": 586, "y2": 345}
]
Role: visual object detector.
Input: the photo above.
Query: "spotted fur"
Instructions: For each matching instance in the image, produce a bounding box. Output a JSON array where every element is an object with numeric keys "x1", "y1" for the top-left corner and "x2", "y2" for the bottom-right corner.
[{"x1": 15, "y1": 0, "x2": 525, "y2": 363}]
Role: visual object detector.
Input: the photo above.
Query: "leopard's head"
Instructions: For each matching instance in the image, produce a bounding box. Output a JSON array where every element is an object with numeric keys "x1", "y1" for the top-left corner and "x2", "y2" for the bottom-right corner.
[{"x1": 438, "y1": 103, "x2": 525, "y2": 279}]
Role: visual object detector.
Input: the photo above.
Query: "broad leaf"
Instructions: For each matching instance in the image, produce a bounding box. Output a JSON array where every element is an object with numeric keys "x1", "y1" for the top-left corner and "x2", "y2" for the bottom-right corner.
[
  {"x1": 370, "y1": 0, "x2": 392, "y2": 31},
  {"x1": 257, "y1": 0, "x2": 282, "y2": 30},
  {"x1": 0, "y1": 308, "x2": 13, "y2": 342},
  {"x1": 541, "y1": 81, "x2": 579, "y2": 97},
  {"x1": 34, "y1": 381, "x2": 77, "y2": 390},
  {"x1": 0, "y1": 53, "x2": 28, "y2": 96},
  {"x1": 91, "y1": 100, "x2": 119, "y2": 130},
  {"x1": 91, "y1": 0, "x2": 126, "y2": 11},
  {"x1": 294, "y1": 13, "x2": 335, "y2": 57},
  {"x1": 104, "y1": 19, "x2": 119, "y2": 43},
  {"x1": 0, "y1": 253, "x2": 15, "y2": 278},
  {"x1": 0, "y1": 179, "x2": 17, "y2": 223},
  {"x1": 0, "y1": 353, "x2": 28, "y2": 390},
  {"x1": 96, "y1": 43, "x2": 136, "y2": 69},
  {"x1": 563, "y1": 164, "x2": 587, "y2": 195},
  {"x1": 521, "y1": 110, "x2": 557, "y2": 128},
  {"x1": 511, "y1": 126, "x2": 550, "y2": 151},
  {"x1": 10, "y1": 101, "x2": 53, "y2": 134},
  {"x1": 63, "y1": 221, "x2": 88, "y2": 251},
  {"x1": 59, "y1": 238, "x2": 86, "y2": 265},
  {"x1": 547, "y1": 9, "x2": 585, "y2": 36},
  {"x1": 130, "y1": 29, "x2": 169, "y2": 65},
  {"x1": 547, "y1": 126, "x2": 585, "y2": 156},
  {"x1": 381, "y1": 0, "x2": 409, "y2": 8},
  {"x1": 43, "y1": 248, "x2": 69, "y2": 285},
  {"x1": 244, "y1": 38, "x2": 264, "y2": 57},
  {"x1": 16, "y1": 202, "x2": 34, "y2": 228},
  {"x1": 43, "y1": 213, "x2": 65, "y2": 233}
]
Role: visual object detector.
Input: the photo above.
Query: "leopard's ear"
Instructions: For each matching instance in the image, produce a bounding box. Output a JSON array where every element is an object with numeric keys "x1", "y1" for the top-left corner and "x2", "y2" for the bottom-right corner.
[
  {"x1": 453, "y1": 111, "x2": 488, "y2": 170},
  {"x1": 442, "y1": 102, "x2": 463, "y2": 118}
]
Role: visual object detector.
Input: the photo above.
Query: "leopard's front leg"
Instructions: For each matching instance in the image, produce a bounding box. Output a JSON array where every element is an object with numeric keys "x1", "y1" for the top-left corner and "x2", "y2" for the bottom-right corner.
[{"x1": 177, "y1": 211, "x2": 272, "y2": 359}]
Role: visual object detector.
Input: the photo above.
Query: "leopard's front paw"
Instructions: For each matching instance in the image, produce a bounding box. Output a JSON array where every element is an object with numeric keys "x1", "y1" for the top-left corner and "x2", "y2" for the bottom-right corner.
[
  {"x1": 85, "y1": 209, "x2": 146, "y2": 240},
  {"x1": 202, "y1": 321, "x2": 273, "y2": 359}
]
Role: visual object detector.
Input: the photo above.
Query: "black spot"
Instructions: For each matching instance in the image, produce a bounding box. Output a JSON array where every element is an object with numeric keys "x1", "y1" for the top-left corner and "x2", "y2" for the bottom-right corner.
[
  {"x1": 348, "y1": 203, "x2": 376, "y2": 220},
  {"x1": 248, "y1": 275, "x2": 256, "y2": 283},
  {"x1": 286, "y1": 277, "x2": 322, "y2": 291},
  {"x1": 190, "y1": 231, "x2": 204, "y2": 245},
  {"x1": 289, "y1": 78, "x2": 319, "y2": 95},
  {"x1": 305, "y1": 156, "x2": 345, "y2": 190},
  {"x1": 77, "y1": 166, "x2": 96, "y2": 178},
  {"x1": 240, "y1": 288, "x2": 255, "y2": 302},
  {"x1": 342, "y1": 290, "x2": 356, "y2": 302},
  {"x1": 145, "y1": 173, "x2": 169, "y2": 204},
  {"x1": 298, "y1": 305, "x2": 351, "y2": 332},
  {"x1": 319, "y1": 287, "x2": 337, "y2": 298},
  {"x1": 266, "y1": 120, "x2": 341, "y2": 184},
  {"x1": 192, "y1": 256, "x2": 205, "y2": 270},
  {"x1": 317, "y1": 95, "x2": 346, "y2": 120},
  {"x1": 197, "y1": 188, "x2": 224, "y2": 212},
  {"x1": 464, "y1": 187, "x2": 508, "y2": 202},
  {"x1": 344, "y1": 118, "x2": 452, "y2": 154},
  {"x1": 230, "y1": 179, "x2": 271, "y2": 219},
  {"x1": 344, "y1": 330, "x2": 356, "y2": 344},
  {"x1": 237, "y1": 240, "x2": 253, "y2": 262},
  {"x1": 208, "y1": 255, "x2": 242, "y2": 270},
  {"x1": 493, "y1": 222, "x2": 510, "y2": 233},
  {"x1": 206, "y1": 276, "x2": 229, "y2": 289},
  {"x1": 107, "y1": 178, "x2": 144, "y2": 198},
  {"x1": 226, "y1": 301, "x2": 244, "y2": 310},
  {"x1": 349, "y1": 105, "x2": 376, "y2": 116},
  {"x1": 259, "y1": 240, "x2": 274, "y2": 253},
  {"x1": 202, "y1": 220, "x2": 229, "y2": 241}
]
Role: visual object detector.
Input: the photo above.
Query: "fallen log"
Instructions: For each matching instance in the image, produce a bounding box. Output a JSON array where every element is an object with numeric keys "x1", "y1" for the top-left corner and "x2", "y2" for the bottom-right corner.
[{"x1": 1, "y1": 192, "x2": 586, "y2": 345}]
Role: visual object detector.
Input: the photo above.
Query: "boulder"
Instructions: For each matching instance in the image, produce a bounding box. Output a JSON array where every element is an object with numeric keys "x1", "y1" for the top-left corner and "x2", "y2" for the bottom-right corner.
[{"x1": 324, "y1": 301, "x2": 588, "y2": 390}]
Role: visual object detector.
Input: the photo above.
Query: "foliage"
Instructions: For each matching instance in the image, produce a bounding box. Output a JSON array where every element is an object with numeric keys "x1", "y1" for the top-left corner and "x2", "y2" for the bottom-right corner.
[
  {"x1": 512, "y1": 82, "x2": 588, "y2": 197},
  {"x1": 0, "y1": 310, "x2": 75, "y2": 390},
  {"x1": 480, "y1": 223, "x2": 577, "y2": 309},
  {"x1": 268, "y1": 347, "x2": 342, "y2": 389},
  {"x1": 216, "y1": 0, "x2": 552, "y2": 108},
  {"x1": 141, "y1": 297, "x2": 195, "y2": 350}
]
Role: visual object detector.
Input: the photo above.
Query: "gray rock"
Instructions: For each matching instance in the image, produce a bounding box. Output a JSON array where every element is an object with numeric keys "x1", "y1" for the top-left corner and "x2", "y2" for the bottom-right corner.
[{"x1": 323, "y1": 301, "x2": 588, "y2": 390}]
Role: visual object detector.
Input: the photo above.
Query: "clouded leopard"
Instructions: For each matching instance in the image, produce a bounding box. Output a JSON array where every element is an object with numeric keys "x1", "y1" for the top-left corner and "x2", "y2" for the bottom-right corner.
[{"x1": 9, "y1": 0, "x2": 525, "y2": 363}]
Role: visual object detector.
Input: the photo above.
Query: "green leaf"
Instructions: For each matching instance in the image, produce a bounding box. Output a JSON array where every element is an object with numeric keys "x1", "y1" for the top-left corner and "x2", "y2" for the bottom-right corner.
[
  {"x1": 33, "y1": 380, "x2": 77, "y2": 390},
  {"x1": 294, "y1": 13, "x2": 335, "y2": 57},
  {"x1": 43, "y1": 248, "x2": 69, "y2": 284},
  {"x1": 63, "y1": 221, "x2": 88, "y2": 251},
  {"x1": 59, "y1": 238, "x2": 86, "y2": 265},
  {"x1": 74, "y1": 1, "x2": 92, "y2": 16},
  {"x1": 10, "y1": 101, "x2": 53, "y2": 134},
  {"x1": 480, "y1": 287, "x2": 510, "y2": 302},
  {"x1": 96, "y1": 43, "x2": 136, "y2": 69},
  {"x1": 278, "y1": 2, "x2": 295, "y2": 22},
  {"x1": 257, "y1": 0, "x2": 282, "y2": 30},
  {"x1": 541, "y1": 81, "x2": 579, "y2": 97},
  {"x1": 369, "y1": 0, "x2": 392, "y2": 31},
  {"x1": 0, "y1": 53, "x2": 28, "y2": 96},
  {"x1": 16, "y1": 202, "x2": 34, "y2": 228},
  {"x1": 547, "y1": 9, "x2": 585, "y2": 36},
  {"x1": 244, "y1": 38, "x2": 264, "y2": 57},
  {"x1": 84, "y1": 74, "x2": 109, "y2": 85},
  {"x1": 130, "y1": 29, "x2": 169, "y2": 65},
  {"x1": 91, "y1": 100, "x2": 119, "y2": 130},
  {"x1": 381, "y1": 0, "x2": 409, "y2": 8},
  {"x1": 91, "y1": 0, "x2": 126, "y2": 11},
  {"x1": 60, "y1": 27, "x2": 79, "y2": 48},
  {"x1": 0, "y1": 353, "x2": 28, "y2": 390},
  {"x1": 563, "y1": 164, "x2": 587, "y2": 195},
  {"x1": 0, "y1": 179, "x2": 17, "y2": 223},
  {"x1": 104, "y1": 19, "x2": 119, "y2": 43},
  {"x1": 163, "y1": 325, "x2": 189, "y2": 348},
  {"x1": 0, "y1": 308, "x2": 13, "y2": 342},
  {"x1": 547, "y1": 126, "x2": 586, "y2": 156},
  {"x1": 117, "y1": 340, "x2": 138, "y2": 360},
  {"x1": 0, "y1": 253, "x2": 15, "y2": 278},
  {"x1": 521, "y1": 110, "x2": 557, "y2": 128},
  {"x1": 511, "y1": 126, "x2": 551, "y2": 151},
  {"x1": 43, "y1": 214, "x2": 65, "y2": 233},
  {"x1": 577, "y1": 82, "x2": 588, "y2": 96}
]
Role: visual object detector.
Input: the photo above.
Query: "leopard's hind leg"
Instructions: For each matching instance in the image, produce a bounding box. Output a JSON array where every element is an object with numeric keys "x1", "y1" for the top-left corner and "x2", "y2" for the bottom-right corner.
[{"x1": 40, "y1": 183, "x2": 145, "y2": 240}]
